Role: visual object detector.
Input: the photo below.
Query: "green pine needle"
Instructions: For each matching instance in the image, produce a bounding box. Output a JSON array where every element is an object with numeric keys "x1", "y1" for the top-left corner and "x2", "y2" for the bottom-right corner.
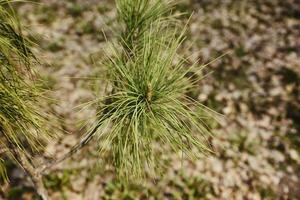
[
  {"x1": 0, "y1": 158, "x2": 8, "y2": 182},
  {"x1": 86, "y1": 0, "x2": 219, "y2": 180},
  {"x1": 0, "y1": 0, "x2": 51, "y2": 180}
]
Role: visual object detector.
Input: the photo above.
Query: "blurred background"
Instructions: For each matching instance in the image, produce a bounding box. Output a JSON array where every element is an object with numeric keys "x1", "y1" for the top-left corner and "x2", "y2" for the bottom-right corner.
[{"x1": 1, "y1": 0, "x2": 299, "y2": 199}]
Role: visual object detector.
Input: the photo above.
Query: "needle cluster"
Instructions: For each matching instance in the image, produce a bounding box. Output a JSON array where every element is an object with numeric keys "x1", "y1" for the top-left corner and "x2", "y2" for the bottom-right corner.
[
  {"x1": 88, "y1": 0, "x2": 217, "y2": 180},
  {"x1": 0, "y1": 0, "x2": 50, "y2": 181}
]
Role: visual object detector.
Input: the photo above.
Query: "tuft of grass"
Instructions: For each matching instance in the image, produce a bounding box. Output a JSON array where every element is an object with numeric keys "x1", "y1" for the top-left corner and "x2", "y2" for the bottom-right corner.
[
  {"x1": 78, "y1": 0, "x2": 220, "y2": 181},
  {"x1": 0, "y1": 0, "x2": 52, "y2": 181}
]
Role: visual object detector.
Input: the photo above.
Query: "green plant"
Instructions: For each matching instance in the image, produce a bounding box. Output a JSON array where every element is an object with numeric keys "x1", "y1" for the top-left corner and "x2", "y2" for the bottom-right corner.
[
  {"x1": 0, "y1": 158, "x2": 7, "y2": 181},
  {"x1": 0, "y1": 1, "x2": 51, "y2": 199},
  {"x1": 61, "y1": 0, "x2": 218, "y2": 181},
  {"x1": 0, "y1": 0, "x2": 219, "y2": 198}
]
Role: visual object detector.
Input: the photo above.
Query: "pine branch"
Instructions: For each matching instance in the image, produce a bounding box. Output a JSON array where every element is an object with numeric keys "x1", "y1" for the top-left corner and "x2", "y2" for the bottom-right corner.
[
  {"x1": 11, "y1": 149, "x2": 49, "y2": 200},
  {"x1": 1, "y1": 131, "x2": 49, "y2": 200},
  {"x1": 41, "y1": 0, "x2": 218, "y2": 181},
  {"x1": 5, "y1": 0, "x2": 220, "y2": 185},
  {"x1": 39, "y1": 121, "x2": 102, "y2": 172},
  {"x1": 0, "y1": 2, "x2": 51, "y2": 198}
]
